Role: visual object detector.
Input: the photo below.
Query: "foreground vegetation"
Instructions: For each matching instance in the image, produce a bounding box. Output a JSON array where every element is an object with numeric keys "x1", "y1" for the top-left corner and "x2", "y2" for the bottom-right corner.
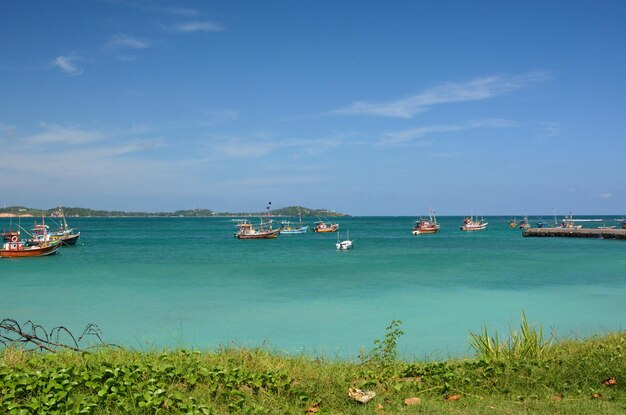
[{"x1": 1, "y1": 320, "x2": 624, "y2": 414}]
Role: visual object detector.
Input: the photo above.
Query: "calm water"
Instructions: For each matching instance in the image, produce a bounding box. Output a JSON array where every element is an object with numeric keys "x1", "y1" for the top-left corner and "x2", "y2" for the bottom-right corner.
[{"x1": 1, "y1": 216, "x2": 625, "y2": 359}]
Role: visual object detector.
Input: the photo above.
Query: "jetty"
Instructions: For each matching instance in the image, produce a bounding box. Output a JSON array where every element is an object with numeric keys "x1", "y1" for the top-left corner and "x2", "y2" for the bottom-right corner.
[{"x1": 523, "y1": 228, "x2": 626, "y2": 239}]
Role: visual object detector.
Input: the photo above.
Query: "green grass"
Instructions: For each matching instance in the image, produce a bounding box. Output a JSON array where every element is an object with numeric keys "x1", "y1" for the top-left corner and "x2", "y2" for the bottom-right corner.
[{"x1": 1, "y1": 324, "x2": 625, "y2": 414}]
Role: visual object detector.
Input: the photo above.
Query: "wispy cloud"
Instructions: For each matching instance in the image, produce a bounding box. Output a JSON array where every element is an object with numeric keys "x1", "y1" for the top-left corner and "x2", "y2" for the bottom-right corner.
[
  {"x1": 22, "y1": 124, "x2": 103, "y2": 145},
  {"x1": 51, "y1": 55, "x2": 84, "y2": 76},
  {"x1": 381, "y1": 118, "x2": 516, "y2": 145},
  {"x1": 174, "y1": 20, "x2": 223, "y2": 33},
  {"x1": 105, "y1": 34, "x2": 150, "y2": 51},
  {"x1": 0, "y1": 123, "x2": 17, "y2": 141},
  {"x1": 162, "y1": 7, "x2": 200, "y2": 17},
  {"x1": 331, "y1": 72, "x2": 551, "y2": 118},
  {"x1": 198, "y1": 110, "x2": 239, "y2": 126},
  {"x1": 538, "y1": 121, "x2": 562, "y2": 138},
  {"x1": 592, "y1": 192, "x2": 612, "y2": 199},
  {"x1": 204, "y1": 132, "x2": 354, "y2": 159},
  {"x1": 221, "y1": 175, "x2": 325, "y2": 187}
]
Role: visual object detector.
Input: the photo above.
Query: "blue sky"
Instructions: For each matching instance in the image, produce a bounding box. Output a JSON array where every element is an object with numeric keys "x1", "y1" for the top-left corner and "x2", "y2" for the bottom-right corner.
[{"x1": 1, "y1": 0, "x2": 625, "y2": 215}]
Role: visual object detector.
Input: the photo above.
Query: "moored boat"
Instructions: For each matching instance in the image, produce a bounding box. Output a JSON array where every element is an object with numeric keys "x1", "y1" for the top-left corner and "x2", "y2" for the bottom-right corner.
[
  {"x1": 519, "y1": 215, "x2": 531, "y2": 230},
  {"x1": 234, "y1": 203, "x2": 281, "y2": 239},
  {"x1": 234, "y1": 219, "x2": 280, "y2": 239},
  {"x1": 311, "y1": 219, "x2": 339, "y2": 233},
  {"x1": 460, "y1": 216, "x2": 488, "y2": 231},
  {"x1": 279, "y1": 207, "x2": 308, "y2": 234},
  {"x1": 1, "y1": 238, "x2": 61, "y2": 258},
  {"x1": 412, "y1": 209, "x2": 440, "y2": 235},
  {"x1": 335, "y1": 231, "x2": 353, "y2": 250},
  {"x1": 558, "y1": 212, "x2": 582, "y2": 229},
  {"x1": 50, "y1": 211, "x2": 81, "y2": 246}
]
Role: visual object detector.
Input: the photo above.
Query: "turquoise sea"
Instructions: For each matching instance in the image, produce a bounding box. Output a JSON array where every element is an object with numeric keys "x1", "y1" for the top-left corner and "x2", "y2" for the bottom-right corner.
[{"x1": 1, "y1": 216, "x2": 625, "y2": 359}]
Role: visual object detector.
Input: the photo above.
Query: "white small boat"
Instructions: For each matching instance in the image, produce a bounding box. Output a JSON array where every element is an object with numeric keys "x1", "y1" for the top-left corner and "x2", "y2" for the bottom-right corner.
[
  {"x1": 336, "y1": 231, "x2": 353, "y2": 250},
  {"x1": 460, "y1": 216, "x2": 488, "y2": 231}
]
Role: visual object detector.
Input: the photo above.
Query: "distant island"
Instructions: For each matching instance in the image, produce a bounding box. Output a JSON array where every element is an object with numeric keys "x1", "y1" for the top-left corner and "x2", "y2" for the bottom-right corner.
[{"x1": 0, "y1": 206, "x2": 349, "y2": 218}]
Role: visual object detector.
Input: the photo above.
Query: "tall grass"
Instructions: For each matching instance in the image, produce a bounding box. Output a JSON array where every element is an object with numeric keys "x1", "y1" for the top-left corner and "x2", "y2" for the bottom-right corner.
[{"x1": 468, "y1": 310, "x2": 554, "y2": 362}]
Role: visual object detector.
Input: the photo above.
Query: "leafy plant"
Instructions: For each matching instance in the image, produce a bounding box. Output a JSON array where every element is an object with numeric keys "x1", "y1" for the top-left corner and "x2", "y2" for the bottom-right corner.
[{"x1": 361, "y1": 320, "x2": 404, "y2": 368}]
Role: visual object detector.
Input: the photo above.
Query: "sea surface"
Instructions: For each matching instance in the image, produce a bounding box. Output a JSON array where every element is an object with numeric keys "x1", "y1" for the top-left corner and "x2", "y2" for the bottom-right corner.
[{"x1": 1, "y1": 216, "x2": 625, "y2": 359}]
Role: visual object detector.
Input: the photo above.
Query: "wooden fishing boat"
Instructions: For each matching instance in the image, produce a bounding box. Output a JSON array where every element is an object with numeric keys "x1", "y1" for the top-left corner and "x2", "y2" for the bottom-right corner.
[
  {"x1": 279, "y1": 207, "x2": 308, "y2": 234},
  {"x1": 311, "y1": 220, "x2": 339, "y2": 233},
  {"x1": 558, "y1": 212, "x2": 582, "y2": 229},
  {"x1": 50, "y1": 211, "x2": 80, "y2": 246},
  {"x1": 509, "y1": 218, "x2": 517, "y2": 228},
  {"x1": 412, "y1": 210, "x2": 440, "y2": 235},
  {"x1": 234, "y1": 219, "x2": 280, "y2": 239},
  {"x1": 460, "y1": 216, "x2": 488, "y2": 231},
  {"x1": 1, "y1": 239, "x2": 60, "y2": 258},
  {"x1": 519, "y1": 215, "x2": 531, "y2": 230}
]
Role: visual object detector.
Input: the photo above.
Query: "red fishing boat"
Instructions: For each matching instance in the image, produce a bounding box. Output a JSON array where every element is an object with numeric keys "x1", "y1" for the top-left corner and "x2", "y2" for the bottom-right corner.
[
  {"x1": 1, "y1": 237, "x2": 60, "y2": 258},
  {"x1": 412, "y1": 210, "x2": 440, "y2": 235},
  {"x1": 311, "y1": 220, "x2": 339, "y2": 233}
]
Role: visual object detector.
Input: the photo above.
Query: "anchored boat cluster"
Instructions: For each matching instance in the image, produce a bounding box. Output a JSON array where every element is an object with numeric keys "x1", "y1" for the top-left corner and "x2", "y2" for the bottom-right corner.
[{"x1": 1, "y1": 209, "x2": 80, "y2": 258}]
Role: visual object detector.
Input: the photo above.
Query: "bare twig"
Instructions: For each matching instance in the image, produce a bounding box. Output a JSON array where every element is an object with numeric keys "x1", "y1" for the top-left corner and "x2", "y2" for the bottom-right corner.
[{"x1": 1, "y1": 318, "x2": 117, "y2": 352}]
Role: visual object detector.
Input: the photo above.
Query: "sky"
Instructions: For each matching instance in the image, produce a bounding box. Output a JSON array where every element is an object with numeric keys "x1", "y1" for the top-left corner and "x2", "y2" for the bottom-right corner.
[{"x1": 1, "y1": 0, "x2": 625, "y2": 215}]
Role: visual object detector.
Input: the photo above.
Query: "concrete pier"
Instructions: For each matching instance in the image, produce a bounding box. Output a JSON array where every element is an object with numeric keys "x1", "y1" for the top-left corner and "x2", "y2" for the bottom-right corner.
[{"x1": 522, "y1": 228, "x2": 626, "y2": 239}]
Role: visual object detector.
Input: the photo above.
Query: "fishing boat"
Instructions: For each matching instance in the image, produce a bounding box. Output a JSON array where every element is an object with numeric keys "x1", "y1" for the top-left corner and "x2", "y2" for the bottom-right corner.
[
  {"x1": 1, "y1": 228, "x2": 61, "y2": 258},
  {"x1": 279, "y1": 207, "x2": 308, "y2": 234},
  {"x1": 519, "y1": 215, "x2": 531, "y2": 230},
  {"x1": 460, "y1": 216, "x2": 488, "y2": 231},
  {"x1": 335, "y1": 231, "x2": 353, "y2": 250},
  {"x1": 234, "y1": 219, "x2": 280, "y2": 239},
  {"x1": 49, "y1": 211, "x2": 80, "y2": 246},
  {"x1": 558, "y1": 212, "x2": 582, "y2": 229},
  {"x1": 508, "y1": 218, "x2": 517, "y2": 228},
  {"x1": 311, "y1": 219, "x2": 339, "y2": 233},
  {"x1": 25, "y1": 222, "x2": 51, "y2": 245},
  {"x1": 412, "y1": 210, "x2": 440, "y2": 235},
  {"x1": 234, "y1": 203, "x2": 280, "y2": 239},
  {"x1": 598, "y1": 224, "x2": 616, "y2": 230}
]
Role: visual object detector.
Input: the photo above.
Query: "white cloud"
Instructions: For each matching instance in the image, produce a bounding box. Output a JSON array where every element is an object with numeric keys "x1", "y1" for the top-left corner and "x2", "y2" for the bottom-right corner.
[
  {"x1": 331, "y1": 72, "x2": 550, "y2": 118},
  {"x1": 163, "y1": 7, "x2": 200, "y2": 17},
  {"x1": 174, "y1": 21, "x2": 223, "y2": 32},
  {"x1": 221, "y1": 175, "x2": 325, "y2": 187},
  {"x1": 381, "y1": 119, "x2": 515, "y2": 145},
  {"x1": 51, "y1": 55, "x2": 84, "y2": 76},
  {"x1": 23, "y1": 124, "x2": 103, "y2": 145},
  {"x1": 204, "y1": 132, "x2": 353, "y2": 159},
  {"x1": 538, "y1": 121, "x2": 562, "y2": 138},
  {"x1": 592, "y1": 193, "x2": 612, "y2": 199},
  {"x1": 105, "y1": 34, "x2": 150, "y2": 50}
]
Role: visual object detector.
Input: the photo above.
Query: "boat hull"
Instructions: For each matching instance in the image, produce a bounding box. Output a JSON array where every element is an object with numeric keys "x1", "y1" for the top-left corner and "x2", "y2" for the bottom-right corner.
[
  {"x1": 236, "y1": 230, "x2": 280, "y2": 239},
  {"x1": 59, "y1": 233, "x2": 80, "y2": 246},
  {"x1": 312, "y1": 224, "x2": 338, "y2": 233},
  {"x1": 460, "y1": 225, "x2": 488, "y2": 231},
  {"x1": 1, "y1": 242, "x2": 60, "y2": 258},
  {"x1": 336, "y1": 241, "x2": 353, "y2": 250},
  {"x1": 280, "y1": 226, "x2": 309, "y2": 234},
  {"x1": 413, "y1": 226, "x2": 439, "y2": 234}
]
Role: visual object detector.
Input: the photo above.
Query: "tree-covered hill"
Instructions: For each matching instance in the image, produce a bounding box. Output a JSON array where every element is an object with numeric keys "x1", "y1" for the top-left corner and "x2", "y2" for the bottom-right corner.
[{"x1": 0, "y1": 205, "x2": 348, "y2": 217}]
